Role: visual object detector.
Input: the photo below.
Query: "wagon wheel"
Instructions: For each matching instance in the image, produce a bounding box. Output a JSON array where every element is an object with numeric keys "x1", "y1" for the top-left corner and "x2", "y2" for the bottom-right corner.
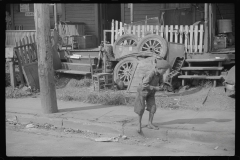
[
  {"x1": 137, "y1": 34, "x2": 168, "y2": 58},
  {"x1": 113, "y1": 34, "x2": 139, "y2": 56},
  {"x1": 114, "y1": 57, "x2": 138, "y2": 88}
]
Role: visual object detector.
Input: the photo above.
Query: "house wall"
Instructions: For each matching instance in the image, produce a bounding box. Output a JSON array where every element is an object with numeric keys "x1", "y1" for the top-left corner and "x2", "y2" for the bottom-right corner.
[
  {"x1": 123, "y1": 3, "x2": 192, "y2": 24},
  {"x1": 12, "y1": 4, "x2": 61, "y2": 30},
  {"x1": 216, "y1": 3, "x2": 235, "y2": 34},
  {"x1": 65, "y1": 3, "x2": 97, "y2": 37}
]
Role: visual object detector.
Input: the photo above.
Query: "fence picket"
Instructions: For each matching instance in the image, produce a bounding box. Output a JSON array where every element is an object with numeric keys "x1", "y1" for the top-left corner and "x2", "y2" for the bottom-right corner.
[
  {"x1": 179, "y1": 25, "x2": 183, "y2": 44},
  {"x1": 142, "y1": 25, "x2": 145, "y2": 37},
  {"x1": 160, "y1": 25, "x2": 164, "y2": 38},
  {"x1": 150, "y1": 25, "x2": 153, "y2": 33},
  {"x1": 199, "y1": 24, "x2": 204, "y2": 53},
  {"x1": 174, "y1": 25, "x2": 178, "y2": 43},
  {"x1": 128, "y1": 25, "x2": 131, "y2": 34},
  {"x1": 133, "y1": 25, "x2": 136, "y2": 36},
  {"x1": 111, "y1": 20, "x2": 114, "y2": 45},
  {"x1": 119, "y1": 22, "x2": 123, "y2": 36},
  {"x1": 156, "y1": 25, "x2": 159, "y2": 35},
  {"x1": 115, "y1": 20, "x2": 119, "y2": 40},
  {"x1": 165, "y1": 25, "x2": 169, "y2": 41},
  {"x1": 184, "y1": 25, "x2": 189, "y2": 53},
  {"x1": 170, "y1": 25, "x2": 173, "y2": 42},
  {"x1": 194, "y1": 25, "x2": 198, "y2": 53},
  {"x1": 137, "y1": 25, "x2": 140, "y2": 38},
  {"x1": 189, "y1": 25, "x2": 193, "y2": 53}
]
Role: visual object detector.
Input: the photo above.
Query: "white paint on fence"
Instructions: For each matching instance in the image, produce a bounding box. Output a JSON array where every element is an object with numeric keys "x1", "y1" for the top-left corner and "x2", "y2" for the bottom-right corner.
[{"x1": 107, "y1": 19, "x2": 205, "y2": 53}]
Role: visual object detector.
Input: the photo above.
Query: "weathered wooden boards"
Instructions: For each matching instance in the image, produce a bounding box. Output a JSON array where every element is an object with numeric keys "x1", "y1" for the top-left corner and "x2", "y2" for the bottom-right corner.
[
  {"x1": 14, "y1": 35, "x2": 39, "y2": 90},
  {"x1": 127, "y1": 57, "x2": 156, "y2": 93}
]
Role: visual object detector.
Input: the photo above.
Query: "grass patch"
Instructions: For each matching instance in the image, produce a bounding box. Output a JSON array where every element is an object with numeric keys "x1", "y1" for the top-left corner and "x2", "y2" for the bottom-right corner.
[{"x1": 6, "y1": 86, "x2": 32, "y2": 98}]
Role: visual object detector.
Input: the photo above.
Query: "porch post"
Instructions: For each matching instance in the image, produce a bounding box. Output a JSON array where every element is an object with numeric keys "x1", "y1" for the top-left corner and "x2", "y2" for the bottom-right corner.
[
  {"x1": 204, "y1": 3, "x2": 209, "y2": 53},
  {"x1": 130, "y1": 3, "x2": 133, "y2": 23}
]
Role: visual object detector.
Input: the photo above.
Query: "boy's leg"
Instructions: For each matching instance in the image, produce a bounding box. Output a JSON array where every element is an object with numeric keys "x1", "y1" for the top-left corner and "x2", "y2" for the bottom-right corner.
[
  {"x1": 146, "y1": 94, "x2": 159, "y2": 130},
  {"x1": 134, "y1": 91, "x2": 145, "y2": 133},
  {"x1": 137, "y1": 114, "x2": 143, "y2": 133}
]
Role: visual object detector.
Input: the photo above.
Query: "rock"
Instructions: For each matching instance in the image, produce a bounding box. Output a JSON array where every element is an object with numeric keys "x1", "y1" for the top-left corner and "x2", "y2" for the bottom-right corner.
[
  {"x1": 148, "y1": 144, "x2": 151, "y2": 147},
  {"x1": 122, "y1": 135, "x2": 127, "y2": 140},
  {"x1": 26, "y1": 124, "x2": 35, "y2": 128},
  {"x1": 224, "y1": 148, "x2": 227, "y2": 151},
  {"x1": 214, "y1": 146, "x2": 219, "y2": 150}
]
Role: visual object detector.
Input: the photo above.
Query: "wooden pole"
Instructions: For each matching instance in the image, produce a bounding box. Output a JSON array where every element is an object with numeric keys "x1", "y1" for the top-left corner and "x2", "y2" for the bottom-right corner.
[
  {"x1": 34, "y1": 4, "x2": 58, "y2": 114},
  {"x1": 54, "y1": 4, "x2": 58, "y2": 30},
  {"x1": 204, "y1": 3, "x2": 209, "y2": 53}
]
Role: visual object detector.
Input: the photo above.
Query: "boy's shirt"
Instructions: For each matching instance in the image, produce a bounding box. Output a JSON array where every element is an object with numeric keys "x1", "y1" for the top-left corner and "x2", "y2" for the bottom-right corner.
[{"x1": 141, "y1": 70, "x2": 163, "y2": 93}]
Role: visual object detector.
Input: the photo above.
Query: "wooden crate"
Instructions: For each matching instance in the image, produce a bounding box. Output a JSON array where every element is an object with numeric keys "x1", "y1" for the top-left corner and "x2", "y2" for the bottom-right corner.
[{"x1": 75, "y1": 35, "x2": 97, "y2": 49}]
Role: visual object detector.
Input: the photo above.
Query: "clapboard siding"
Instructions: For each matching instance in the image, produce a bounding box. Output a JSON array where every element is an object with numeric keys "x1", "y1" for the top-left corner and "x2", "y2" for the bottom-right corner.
[
  {"x1": 65, "y1": 3, "x2": 97, "y2": 37},
  {"x1": 13, "y1": 4, "x2": 35, "y2": 30},
  {"x1": 123, "y1": 3, "x2": 192, "y2": 24}
]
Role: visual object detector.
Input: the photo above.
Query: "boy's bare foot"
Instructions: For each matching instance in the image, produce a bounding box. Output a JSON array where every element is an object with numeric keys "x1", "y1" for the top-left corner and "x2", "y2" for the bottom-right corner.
[{"x1": 147, "y1": 123, "x2": 159, "y2": 130}]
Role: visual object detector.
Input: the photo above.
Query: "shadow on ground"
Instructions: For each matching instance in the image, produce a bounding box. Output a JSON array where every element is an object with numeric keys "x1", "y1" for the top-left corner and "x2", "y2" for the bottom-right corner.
[
  {"x1": 58, "y1": 104, "x2": 117, "y2": 112},
  {"x1": 156, "y1": 118, "x2": 232, "y2": 125}
]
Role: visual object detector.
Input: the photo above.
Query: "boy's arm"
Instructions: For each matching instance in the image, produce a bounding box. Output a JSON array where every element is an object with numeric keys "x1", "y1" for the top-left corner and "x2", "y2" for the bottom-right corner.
[{"x1": 142, "y1": 71, "x2": 158, "y2": 91}]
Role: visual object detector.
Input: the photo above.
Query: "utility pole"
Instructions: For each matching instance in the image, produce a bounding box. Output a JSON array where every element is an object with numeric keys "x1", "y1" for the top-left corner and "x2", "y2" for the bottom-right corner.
[{"x1": 34, "y1": 4, "x2": 58, "y2": 114}]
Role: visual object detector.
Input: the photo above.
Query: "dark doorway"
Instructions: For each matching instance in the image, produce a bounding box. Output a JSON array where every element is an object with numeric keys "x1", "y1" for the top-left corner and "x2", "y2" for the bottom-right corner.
[{"x1": 99, "y1": 3, "x2": 121, "y2": 43}]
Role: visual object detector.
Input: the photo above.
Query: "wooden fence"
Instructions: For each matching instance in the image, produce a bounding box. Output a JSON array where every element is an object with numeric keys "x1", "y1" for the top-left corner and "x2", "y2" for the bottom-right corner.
[{"x1": 105, "y1": 20, "x2": 205, "y2": 53}]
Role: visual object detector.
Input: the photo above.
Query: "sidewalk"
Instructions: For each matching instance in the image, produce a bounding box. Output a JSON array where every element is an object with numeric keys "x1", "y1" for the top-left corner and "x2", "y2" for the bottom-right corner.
[{"x1": 6, "y1": 97, "x2": 235, "y2": 145}]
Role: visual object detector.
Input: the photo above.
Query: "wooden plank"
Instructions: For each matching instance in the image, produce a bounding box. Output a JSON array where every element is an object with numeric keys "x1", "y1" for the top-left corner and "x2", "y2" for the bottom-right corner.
[
  {"x1": 128, "y1": 25, "x2": 131, "y2": 34},
  {"x1": 178, "y1": 75, "x2": 223, "y2": 79},
  {"x1": 194, "y1": 25, "x2": 198, "y2": 53},
  {"x1": 55, "y1": 69, "x2": 91, "y2": 75},
  {"x1": 189, "y1": 25, "x2": 193, "y2": 53},
  {"x1": 8, "y1": 59, "x2": 16, "y2": 87},
  {"x1": 170, "y1": 25, "x2": 173, "y2": 42},
  {"x1": 181, "y1": 67, "x2": 223, "y2": 70},
  {"x1": 186, "y1": 58, "x2": 226, "y2": 62},
  {"x1": 22, "y1": 62, "x2": 40, "y2": 90},
  {"x1": 199, "y1": 24, "x2": 204, "y2": 53},
  {"x1": 127, "y1": 62, "x2": 138, "y2": 92},
  {"x1": 174, "y1": 25, "x2": 178, "y2": 43}
]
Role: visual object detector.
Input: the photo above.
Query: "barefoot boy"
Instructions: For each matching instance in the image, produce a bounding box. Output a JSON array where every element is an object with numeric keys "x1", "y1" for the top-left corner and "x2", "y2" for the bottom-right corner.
[{"x1": 134, "y1": 59, "x2": 171, "y2": 133}]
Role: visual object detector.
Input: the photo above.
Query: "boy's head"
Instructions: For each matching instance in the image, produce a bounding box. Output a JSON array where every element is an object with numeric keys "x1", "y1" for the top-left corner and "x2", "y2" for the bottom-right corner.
[{"x1": 155, "y1": 59, "x2": 171, "y2": 75}]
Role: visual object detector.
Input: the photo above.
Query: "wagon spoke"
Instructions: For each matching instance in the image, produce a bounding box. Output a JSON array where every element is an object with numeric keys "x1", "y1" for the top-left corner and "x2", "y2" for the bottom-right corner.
[
  {"x1": 142, "y1": 46, "x2": 148, "y2": 50},
  {"x1": 149, "y1": 40, "x2": 152, "y2": 46},
  {"x1": 144, "y1": 42, "x2": 150, "y2": 48},
  {"x1": 152, "y1": 40, "x2": 156, "y2": 46},
  {"x1": 154, "y1": 41, "x2": 160, "y2": 47}
]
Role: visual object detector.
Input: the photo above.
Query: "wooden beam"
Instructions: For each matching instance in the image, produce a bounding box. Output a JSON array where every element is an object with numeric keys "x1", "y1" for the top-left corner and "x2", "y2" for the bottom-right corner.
[
  {"x1": 121, "y1": 4, "x2": 125, "y2": 23},
  {"x1": 94, "y1": 4, "x2": 100, "y2": 45},
  {"x1": 204, "y1": 3, "x2": 209, "y2": 53},
  {"x1": 10, "y1": 4, "x2": 14, "y2": 30},
  {"x1": 61, "y1": 4, "x2": 66, "y2": 21},
  {"x1": 34, "y1": 4, "x2": 58, "y2": 114}
]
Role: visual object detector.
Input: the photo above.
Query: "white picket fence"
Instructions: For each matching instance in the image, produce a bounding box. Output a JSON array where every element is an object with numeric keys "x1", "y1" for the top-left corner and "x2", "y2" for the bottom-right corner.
[{"x1": 104, "y1": 20, "x2": 205, "y2": 53}]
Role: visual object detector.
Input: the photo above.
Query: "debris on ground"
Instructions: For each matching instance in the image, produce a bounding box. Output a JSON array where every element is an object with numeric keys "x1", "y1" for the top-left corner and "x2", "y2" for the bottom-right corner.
[
  {"x1": 224, "y1": 148, "x2": 228, "y2": 151},
  {"x1": 122, "y1": 135, "x2": 127, "y2": 140},
  {"x1": 214, "y1": 146, "x2": 219, "y2": 150},
  {"x1": 95, "y1": 137, "x2": 119, "y2": 142},
  {"x1": 26, "y1": 124, "x2": 35, "y2": 128}
]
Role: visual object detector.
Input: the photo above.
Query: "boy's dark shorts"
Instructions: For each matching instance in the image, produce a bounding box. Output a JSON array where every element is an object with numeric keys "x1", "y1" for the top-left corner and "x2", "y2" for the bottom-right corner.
[{"x1": 134, "y1": 86, "x2": 156, "y2": 116}]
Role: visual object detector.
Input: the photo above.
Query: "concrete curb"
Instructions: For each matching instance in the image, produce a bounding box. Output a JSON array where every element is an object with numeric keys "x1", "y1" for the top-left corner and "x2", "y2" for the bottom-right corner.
[{"x1": 6, "y1": 111, "x2": 234, "y2": 145}]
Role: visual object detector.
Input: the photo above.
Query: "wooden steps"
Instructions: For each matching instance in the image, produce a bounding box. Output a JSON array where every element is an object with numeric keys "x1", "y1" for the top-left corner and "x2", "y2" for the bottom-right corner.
[
  {"x1": 181, "y1": 67, "x2": 223, "y2": 70},
  {"x1": 61, "y1": 62, "x2": 94, "y2": 72},
  {"x1": 55, "y1": 69, "x2": 91, "y2": 76},
  {"x1": 178, "y1": 75, "x2": 223, "y2": 79},
  {"x1": 185, "y1": 58, "x2": 226, "y2": 62}
]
